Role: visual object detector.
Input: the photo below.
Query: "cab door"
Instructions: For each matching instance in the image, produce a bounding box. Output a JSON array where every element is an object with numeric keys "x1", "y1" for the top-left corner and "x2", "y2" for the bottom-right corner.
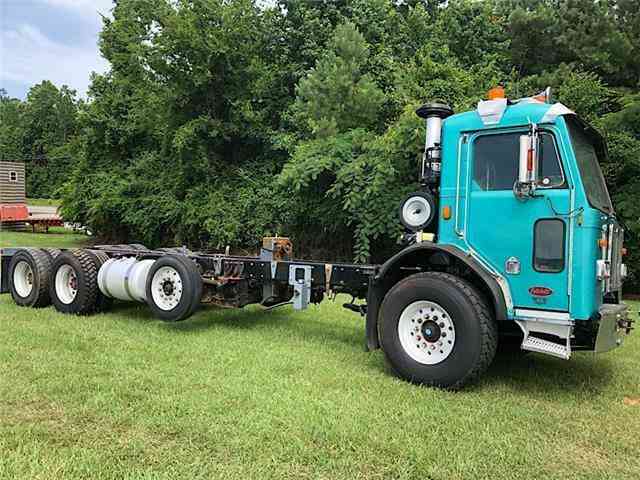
[{"x1": 465, "y1": 129, "x2": 571, "y2": 312}]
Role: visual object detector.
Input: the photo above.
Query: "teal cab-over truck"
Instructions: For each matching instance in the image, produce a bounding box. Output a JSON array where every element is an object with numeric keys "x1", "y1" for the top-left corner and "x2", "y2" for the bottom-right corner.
[{"x1": 0, "y1": 87, "x2": 634, "y2": 389}]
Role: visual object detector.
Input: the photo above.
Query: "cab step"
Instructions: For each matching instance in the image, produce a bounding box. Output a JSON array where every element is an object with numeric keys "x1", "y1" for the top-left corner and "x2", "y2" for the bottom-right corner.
[
  {"x1": 515, "y1": 313, "x2": 573, "y2": 360},
  {"x1": 521, "y1": 335, "x2": 571, "y2": 359}
]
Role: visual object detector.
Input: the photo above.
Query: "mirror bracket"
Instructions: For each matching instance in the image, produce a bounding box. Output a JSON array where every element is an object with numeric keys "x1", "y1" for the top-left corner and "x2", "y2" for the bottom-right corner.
[{"x1": 514, "y1": 124, "x2": 540, "y2": 199}]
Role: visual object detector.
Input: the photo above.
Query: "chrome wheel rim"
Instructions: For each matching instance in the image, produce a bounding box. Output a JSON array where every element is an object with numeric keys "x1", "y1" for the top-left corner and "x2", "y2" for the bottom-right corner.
[
  {"x1": 397, "y1": 300, "x2": 456, "y2": 365},
  {"x1": 151, "y1": 266, "x2": 183, "y2": 311},
  {"x1": 13, "y1": 261, "x2": 34, "y2": 298},
  {"x1": 55, "y1": 264, "x2": 78, "y2": 304}
]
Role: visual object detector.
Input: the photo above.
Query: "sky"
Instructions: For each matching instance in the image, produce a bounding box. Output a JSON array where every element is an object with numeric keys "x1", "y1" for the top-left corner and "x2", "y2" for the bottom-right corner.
[{"x1": 0, "y1": 0, "x2": 113, "y2": 100}]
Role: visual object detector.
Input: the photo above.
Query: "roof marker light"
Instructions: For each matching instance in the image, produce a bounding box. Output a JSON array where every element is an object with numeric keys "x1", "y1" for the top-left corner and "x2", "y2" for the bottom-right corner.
[{"x1": 487, "y1": 86, "x2": 505, "y2": 100}]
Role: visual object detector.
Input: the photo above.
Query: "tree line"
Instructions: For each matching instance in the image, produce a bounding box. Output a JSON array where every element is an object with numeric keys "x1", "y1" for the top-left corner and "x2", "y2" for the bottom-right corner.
[{"x1": 1, "y1": 0, "x2": 639, "y2": 288}]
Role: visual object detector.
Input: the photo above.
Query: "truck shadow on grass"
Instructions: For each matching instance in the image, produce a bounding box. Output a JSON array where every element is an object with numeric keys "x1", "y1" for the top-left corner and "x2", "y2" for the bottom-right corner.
[
  {"x1": 110, "y1": 302, "x2": 614, "y2": 396},
  {"x1": 112, "y1": 302, "x2": 365, "y2": 350},
  {"x1": 479, "y1": 352, "x2": 613, "y2": 395},
  {"x1": 198, "y1": 306, "x2": 364, "y2": 349}
]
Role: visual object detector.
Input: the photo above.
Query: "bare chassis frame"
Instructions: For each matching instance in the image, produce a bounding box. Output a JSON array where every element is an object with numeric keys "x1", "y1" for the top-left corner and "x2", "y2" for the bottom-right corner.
[{"x1": 0, "y1": 244, "x2": 378, "y2": 312}]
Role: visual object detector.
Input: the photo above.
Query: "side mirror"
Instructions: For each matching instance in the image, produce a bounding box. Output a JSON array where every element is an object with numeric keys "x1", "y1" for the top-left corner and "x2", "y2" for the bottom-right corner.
[{"x1": 515, "y1": 128, "x2": 539, "y2": 198}]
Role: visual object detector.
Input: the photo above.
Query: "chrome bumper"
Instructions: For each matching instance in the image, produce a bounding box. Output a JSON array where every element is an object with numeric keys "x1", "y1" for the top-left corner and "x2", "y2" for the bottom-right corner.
[{"x1": 594, "y1": 304, "x2": 634, "y2": 353}]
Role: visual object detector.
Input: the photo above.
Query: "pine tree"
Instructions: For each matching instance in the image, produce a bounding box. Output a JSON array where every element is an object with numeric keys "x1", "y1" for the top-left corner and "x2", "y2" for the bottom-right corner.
[{"x1": 293, "y1": 22, "x2": 384, "y2": 137}]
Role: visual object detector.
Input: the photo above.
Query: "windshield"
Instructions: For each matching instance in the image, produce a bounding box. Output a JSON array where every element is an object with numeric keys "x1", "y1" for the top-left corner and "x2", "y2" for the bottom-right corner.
[{"x1": 566, "y1": 118, "x2": 613, "y2": 213}]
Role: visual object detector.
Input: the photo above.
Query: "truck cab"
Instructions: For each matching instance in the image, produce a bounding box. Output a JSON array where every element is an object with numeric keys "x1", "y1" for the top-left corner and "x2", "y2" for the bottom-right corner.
[
  {"x1": 379, "y1": 89, "x2": 632, "y2": 368},
  {"x1": 444, "y1": 94, "x2": 631, "y2": 353}
]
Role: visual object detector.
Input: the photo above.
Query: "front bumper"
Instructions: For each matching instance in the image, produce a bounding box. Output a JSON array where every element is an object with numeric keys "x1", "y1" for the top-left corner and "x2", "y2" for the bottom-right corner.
[{"x1": 594, "y1": 303, "x2": 634, "y2": 353}]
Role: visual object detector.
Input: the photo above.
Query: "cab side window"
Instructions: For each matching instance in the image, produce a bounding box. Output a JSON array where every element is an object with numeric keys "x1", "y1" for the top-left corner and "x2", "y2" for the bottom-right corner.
[
  {"x1": 473, "y1": 132, "x2": 564, "y2": 191},
  {"x1": 534, "y1": 219, "x2": 565, "y2": 273}
]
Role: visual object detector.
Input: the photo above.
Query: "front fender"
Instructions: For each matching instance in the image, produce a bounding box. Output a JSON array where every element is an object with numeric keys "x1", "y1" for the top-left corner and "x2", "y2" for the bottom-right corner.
[{"x1": 365, "y1": 242, "x2": 508, "y2": 351}]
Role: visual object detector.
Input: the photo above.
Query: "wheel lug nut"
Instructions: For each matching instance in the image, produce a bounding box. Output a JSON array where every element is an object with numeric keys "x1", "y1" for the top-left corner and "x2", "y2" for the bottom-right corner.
[
  {"x1": 441, "y1": 332, "x2": 446, "y2": 337},
  {"x1": 416, "y1": 335, "x2": 421, "y2": 341},
  {"x1": 439, "y1": 322, "x2": 445, "y2": 328},
  {"x1": 430, "y1": 345, "x2": 436, "y2": 351}
]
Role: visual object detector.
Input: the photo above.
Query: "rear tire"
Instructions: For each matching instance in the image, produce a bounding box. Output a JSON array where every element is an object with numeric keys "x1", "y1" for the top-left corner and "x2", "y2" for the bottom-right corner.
[
  {"x1": 380, "y1": 272, "x2": 497, "y2": 389},
  {"x1": 8, "y1": 248, "x2": 52, "y2": 308},
  {"x1": 145, "y1": 255, "x2": 202, "y2": 322},
  {"x1": 40, "y1": 248, "x2": 61, "y2": 261},
  {"x1": 85, "y1": 250, "x2": 113, "y2": 312},
  {"x1": 50, "y1": 249, "x2": 100, "y2": 315}
]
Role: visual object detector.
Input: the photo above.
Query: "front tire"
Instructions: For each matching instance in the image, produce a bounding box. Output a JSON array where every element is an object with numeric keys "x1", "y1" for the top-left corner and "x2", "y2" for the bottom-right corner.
[{"x1": 380, "y1": 272, "x2": 497, "y2": 389}]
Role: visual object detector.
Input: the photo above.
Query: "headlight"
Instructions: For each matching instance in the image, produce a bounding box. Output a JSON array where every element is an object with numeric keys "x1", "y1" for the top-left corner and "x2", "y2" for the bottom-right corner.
[{"x1": 399, "y1": 191, "x2": 436, "y2": 232}]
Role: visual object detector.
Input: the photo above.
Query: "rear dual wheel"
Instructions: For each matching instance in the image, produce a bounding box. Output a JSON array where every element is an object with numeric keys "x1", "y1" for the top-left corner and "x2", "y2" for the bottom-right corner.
[
  {"x1": 8, "y1": 248, "x2": 53, "y2": 308},
  {"x1": 145, "y1": 255, "x2": 202, "y2": 322},
  {"x1": 380, "y1": 272, "x2": 497, "y2": 389},
  {"x1": 49, "y1": 249, "x2": 111, "y2": 315}
]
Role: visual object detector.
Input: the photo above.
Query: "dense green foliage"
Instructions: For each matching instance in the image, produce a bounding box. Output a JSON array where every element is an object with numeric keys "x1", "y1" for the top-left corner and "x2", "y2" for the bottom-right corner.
[
  {"x1": 2, "y1": 0, "x2": 640, "y2": 286},
  {"x1": 0, "y1": 82, "x2": 80, "y2": 197}
]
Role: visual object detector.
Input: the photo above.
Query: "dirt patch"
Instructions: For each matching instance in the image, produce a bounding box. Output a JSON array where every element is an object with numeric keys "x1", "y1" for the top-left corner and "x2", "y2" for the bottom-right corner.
[
  {"x1": 562, "y1": 441, "x2": 611, "y2": 471},
  {"x1": 0, "y1": 399, "x2": 66, "y2": 426}
]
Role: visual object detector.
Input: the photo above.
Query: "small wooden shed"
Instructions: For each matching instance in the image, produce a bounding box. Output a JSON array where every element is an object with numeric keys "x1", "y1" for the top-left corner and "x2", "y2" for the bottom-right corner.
[{"x1": 0, "y1": 161, "x2": 26, "y2": 204}]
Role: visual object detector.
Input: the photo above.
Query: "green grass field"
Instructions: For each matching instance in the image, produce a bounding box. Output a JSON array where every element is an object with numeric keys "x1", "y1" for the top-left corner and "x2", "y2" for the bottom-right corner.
[
  {"x1": 26, "y1": 198, "x2": 62, "y2": 207},
  {"x1": 1, "y1": 231, "x2": 638, "y2": 479},
  {"x1": 0, "y1": 227, "x2": 88, "y2": 249}
]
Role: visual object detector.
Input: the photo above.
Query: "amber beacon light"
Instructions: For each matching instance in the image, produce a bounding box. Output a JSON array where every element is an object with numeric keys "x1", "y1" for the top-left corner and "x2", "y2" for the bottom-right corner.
[{"x1": 487, "y1": 86, "x2": 505, "y2": 100}]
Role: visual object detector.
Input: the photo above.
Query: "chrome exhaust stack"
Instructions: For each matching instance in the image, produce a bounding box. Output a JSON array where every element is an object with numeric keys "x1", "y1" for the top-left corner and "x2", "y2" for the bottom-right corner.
[{"x1": 416, "y1": 102, "x2": 454, "y2": 189}]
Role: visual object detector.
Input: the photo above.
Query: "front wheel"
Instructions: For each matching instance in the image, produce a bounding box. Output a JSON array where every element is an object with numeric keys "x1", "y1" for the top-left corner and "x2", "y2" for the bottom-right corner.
[{"x1": 380, "y1": 272, "x2": 497, "y2": 389}]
